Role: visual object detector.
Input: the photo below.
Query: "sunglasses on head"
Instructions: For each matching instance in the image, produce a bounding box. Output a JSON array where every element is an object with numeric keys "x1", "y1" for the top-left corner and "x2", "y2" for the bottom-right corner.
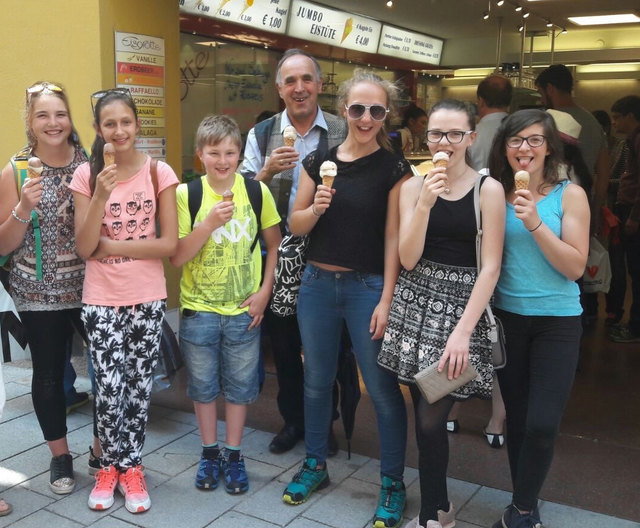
[
  {"x1": 26, "y1": 82, "x2": 64, "y2": 101},
  {"x1": 91, "y1": 88, "x2": 133, "y2": 112},
  {"x1": 345, "y1": 103, "x2": 389, "y2": 122}
]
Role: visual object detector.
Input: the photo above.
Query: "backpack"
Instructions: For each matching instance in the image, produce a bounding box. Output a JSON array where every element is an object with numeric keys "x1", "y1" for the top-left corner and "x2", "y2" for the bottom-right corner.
[
  {"x1": 186, "y1": 176, "x2": 263, "y2": 253},
  {"x1": 1, "y1": 147, "x2": 43, "y2": 279}
]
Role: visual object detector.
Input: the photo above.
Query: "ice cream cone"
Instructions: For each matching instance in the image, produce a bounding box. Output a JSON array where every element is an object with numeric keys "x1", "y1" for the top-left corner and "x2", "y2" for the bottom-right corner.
[
  {"x1": 283, "y1": 125, "x2": 297, "y2": 148},
  {"x1": 27, "y1": 157, "x2": 43, "y2": 179},
  {"x1": 222, "y1": 190, "x2": 234, "y2": 202},
  {"x1": 103, "y1": 143, "x2": 116, "y2": 166},
  {"x1": 514, "y1": 170, "x2": 530, "y2": 191},
  {"x1": 319, "y1": 160, "x2": 337, "y2": 188},
  {"x1": 433, "y1": 152, "x2": 449, "y2": 168}
]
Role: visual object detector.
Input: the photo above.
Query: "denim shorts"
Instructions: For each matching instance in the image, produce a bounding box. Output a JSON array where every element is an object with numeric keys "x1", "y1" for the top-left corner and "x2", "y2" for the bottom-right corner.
[{"x1": 179, "y1": 310, "x2": 260, "y2": 404}]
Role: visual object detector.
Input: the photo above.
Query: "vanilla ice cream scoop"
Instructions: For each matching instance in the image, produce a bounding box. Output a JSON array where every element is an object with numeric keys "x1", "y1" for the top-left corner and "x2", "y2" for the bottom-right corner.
[
  {"x1": 319, "y1": 160, "x2": 337, "y2": 188},
  {"x1": 432, "y1": 151, "x2": 450, "y2": 167},
  {"x1": 103, "y1": 143, "x2": 116, "y2": 166},
  {"x1": 27, "y1": 157, "x2": 43, "y2": 178},
  {"x1": 283, "y1": 125, "x2": 297, "y2": 147},
  {"x1": 514, "y1": 170, "x2": 530, "y2": 191}
]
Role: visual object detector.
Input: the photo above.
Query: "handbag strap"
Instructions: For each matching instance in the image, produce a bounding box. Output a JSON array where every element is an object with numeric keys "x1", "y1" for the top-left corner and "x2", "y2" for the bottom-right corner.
[{"x1": 473, "y1": 176, "x2": 497, "y2": 328}]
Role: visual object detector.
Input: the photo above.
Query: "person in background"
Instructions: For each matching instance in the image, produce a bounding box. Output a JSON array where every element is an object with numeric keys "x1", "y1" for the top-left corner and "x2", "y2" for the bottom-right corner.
[
  {"x1": 71, "y1": 88, "x2": 178, "y2": 514},
  {"x1": 469, "y1": 74, "x2": 512, "y2": 172},
  {"x1": 283, "y1": 69, "x2": 410, "y2": 528},
  {"x1": 607, "y1": 95, "x2": 640, "y2": 343},
  {"x1": 380, "y1": 99, "x2": 505, "y2": 528},
  {"x1": 240, "y1": 49, "x2": 347, "y2": 455},
  {"x1": 0, "y1": 81, "x2": 88, "y2": 496},
  {"x1": 398, "y1": 104, "x2": 428, "y2": 154},
  {"x1": 170, "y1": 115, "x2": 281, "y2": 495},
  {"x1": 488, "y1": 109, "x2": 589, "y2": 528}
]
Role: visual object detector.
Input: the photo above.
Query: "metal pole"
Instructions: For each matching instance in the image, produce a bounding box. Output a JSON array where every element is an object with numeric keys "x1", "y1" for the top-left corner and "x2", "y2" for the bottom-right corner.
[
  {"x1": 495, "y1": 17, "x2": 503, "y2": 72},
  {"x1": 551, "y1": 28, "x2": 556, "y2": 64},
  {"x1": 519, "y1": 20, "x2": 526, "y2": 86}
]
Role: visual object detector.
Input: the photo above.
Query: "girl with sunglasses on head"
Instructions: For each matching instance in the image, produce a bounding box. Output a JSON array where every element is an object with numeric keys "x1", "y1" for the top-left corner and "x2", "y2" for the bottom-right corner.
[
  {"x1": 282, "y1": 69, "x2": 410, "y2": 528},
  {"x1": 378, "y1": 99, "x2": 506, "y2": 528},
  {"x1": 70, "y1": 88, "x2": 178, "y2": 514},
  {"x1": 0, "y1": 81, "x2": 90, "y2": 496},
  {"x1": 487, "y1": 109, "x2": 589, "y2": 528}
]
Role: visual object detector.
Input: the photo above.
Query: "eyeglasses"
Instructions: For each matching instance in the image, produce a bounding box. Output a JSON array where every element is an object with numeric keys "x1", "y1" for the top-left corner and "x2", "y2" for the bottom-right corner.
[
  {"x1": 426, "y1": 130, "x2": 474, "y2": 144},
  {"x1": 26, "y1": 82, "x2": 63, "y2": 101},
  {"x1": 345, "y1": 103, "x2": 389, "y2": 122},
  {"x1": 91, "y1": 88, "x2": 133, "y2": 112},
  {"x1": 506, "y1": 134, "x2": 546, "y2": 148}
]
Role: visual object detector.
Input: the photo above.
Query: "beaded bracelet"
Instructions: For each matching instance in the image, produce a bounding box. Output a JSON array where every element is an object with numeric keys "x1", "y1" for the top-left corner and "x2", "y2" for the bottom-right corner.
[
  {"x1": 11, "y1": 208, "x2": 31, "y2": 224},
  {"x1": 528, "y1": 219, "x2": 543, "y2": 232}
]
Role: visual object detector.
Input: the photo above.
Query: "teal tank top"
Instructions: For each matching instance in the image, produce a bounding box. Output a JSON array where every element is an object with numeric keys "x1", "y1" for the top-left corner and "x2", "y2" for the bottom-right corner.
[{"x1": 495, "y1": 180, "x2": 582, "y2": 316}]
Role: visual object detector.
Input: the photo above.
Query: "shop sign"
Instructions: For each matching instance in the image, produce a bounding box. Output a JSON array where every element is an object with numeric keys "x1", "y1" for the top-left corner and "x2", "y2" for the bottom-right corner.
[
  {"x1": 115, "y1": 32, "x2": 167, "y2": 160},
  {"x1": 179, "y1": 0, "x2": 290, "y2": 35},
  {"x1": 288, "y1": 0, "x2": 380, "y2": 54},
  {"x1": 377, "y1": 25, "x2": 443, "y2": 65}
]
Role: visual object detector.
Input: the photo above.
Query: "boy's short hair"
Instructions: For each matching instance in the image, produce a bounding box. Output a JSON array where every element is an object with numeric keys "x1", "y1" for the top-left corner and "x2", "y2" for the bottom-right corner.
[
  {"x1": 196, "y1": 114, "x2": 242, "y2": 151},
  {"x1": 611, "y1": 95, "x2": 640, "y2": 122},
  {"x1": 535, "y1": 64, "x2": 573, "y2": 93}
]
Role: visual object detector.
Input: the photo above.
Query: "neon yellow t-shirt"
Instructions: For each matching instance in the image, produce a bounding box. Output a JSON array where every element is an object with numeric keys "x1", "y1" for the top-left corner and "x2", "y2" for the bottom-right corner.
[{"x1": 177, "y1": 173, "x2": 280, "y2": 316}]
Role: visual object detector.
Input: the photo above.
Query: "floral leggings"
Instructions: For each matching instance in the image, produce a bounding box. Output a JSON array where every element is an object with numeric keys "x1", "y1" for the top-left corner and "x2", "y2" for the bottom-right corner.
[{"x1": 81, "y1": 300, "x2": 165, "y2": 469}]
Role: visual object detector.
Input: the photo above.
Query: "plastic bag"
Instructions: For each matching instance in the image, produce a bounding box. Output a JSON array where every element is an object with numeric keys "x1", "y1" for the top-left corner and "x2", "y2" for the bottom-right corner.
[{"x1": 582, "y1": 237, "x2": 611, "y2": 293}]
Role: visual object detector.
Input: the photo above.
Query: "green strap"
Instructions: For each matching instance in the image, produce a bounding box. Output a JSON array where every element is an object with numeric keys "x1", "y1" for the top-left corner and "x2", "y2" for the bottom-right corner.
[{"x1": 31, "y1": 211, "x2": 42, "y2": 281}]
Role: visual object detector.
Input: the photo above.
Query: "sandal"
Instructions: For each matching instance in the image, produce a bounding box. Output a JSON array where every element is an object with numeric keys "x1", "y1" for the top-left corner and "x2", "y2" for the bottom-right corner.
[
  {"x1": 0, "y1": 498, "x2": 12, "y2": 517},
  {"x1": 483, "y1": 428, "x2": 504, "y2": 449}
]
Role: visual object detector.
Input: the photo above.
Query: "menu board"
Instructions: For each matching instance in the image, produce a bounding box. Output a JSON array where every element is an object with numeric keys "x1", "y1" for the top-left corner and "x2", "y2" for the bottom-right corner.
[
  {"x1": 179, "y1": 0, "x2": 291, "y2": 35},
  {"x1": 377, "y1": 25, "x2": 443, "y2": 65},
  {"x1": 115, "y1": 32, "x2": 167, "y2": 159},
  {"x1": 288, "y1": 0, "x2": 380, "y2": 54}
]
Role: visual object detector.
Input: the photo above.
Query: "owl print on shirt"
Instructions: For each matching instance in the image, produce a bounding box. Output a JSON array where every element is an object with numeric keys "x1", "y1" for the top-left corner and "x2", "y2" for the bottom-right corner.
[{"x1": 102, "y1": 189, "x2": 155, "y2": 242}]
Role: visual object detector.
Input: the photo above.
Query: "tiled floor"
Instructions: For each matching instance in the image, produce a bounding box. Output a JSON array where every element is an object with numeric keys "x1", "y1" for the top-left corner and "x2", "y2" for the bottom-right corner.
[{"x1": 1, "y1": 360, "x2": 638, "y2": 528}]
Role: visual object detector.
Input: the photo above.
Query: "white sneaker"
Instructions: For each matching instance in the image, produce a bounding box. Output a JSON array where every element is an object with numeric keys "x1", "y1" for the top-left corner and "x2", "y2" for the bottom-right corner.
[
  {"x1": 88, "y1": 466, "x2": 118, "y2": 510},
  {"x1": 117, "y1": 466, "x2": 150, "y2": 513}
]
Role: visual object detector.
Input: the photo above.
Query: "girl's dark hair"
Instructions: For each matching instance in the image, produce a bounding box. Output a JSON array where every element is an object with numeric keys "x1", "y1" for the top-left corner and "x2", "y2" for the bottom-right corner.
[
  {"x1": 488, "y1": 108, "x2": 563, "y2": 194},
  {"x1": 89, "y1": 90, "x2": 139, "y2": 192},
  {"x1": 25, "y1": 81, "x2": 82, "y2": 152},
  {"x1": 401, "y1": 104, "x2": 427, "y2": 128},
  {"x1": 427, "y1": 99, "x2": 476, "y2": 165}
]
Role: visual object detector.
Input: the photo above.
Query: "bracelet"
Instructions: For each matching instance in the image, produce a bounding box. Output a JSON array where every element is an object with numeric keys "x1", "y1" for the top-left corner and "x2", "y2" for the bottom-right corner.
[
  {"x1": 311, "y1": 204, "x2": 322, "y2": 217},
  {"x1": 11, "y1": 208, "x2": 31, "y2": 224},
  {"x1": 528, "y1": 219, "x2": 543, "y2": 232}
]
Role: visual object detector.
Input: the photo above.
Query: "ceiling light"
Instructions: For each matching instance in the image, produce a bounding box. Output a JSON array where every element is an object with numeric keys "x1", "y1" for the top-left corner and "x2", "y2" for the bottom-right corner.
[
  {"x1": 517, "y1": 24, "x2": 524, "y2": 32},
  {"x1": 496, "y1": 0, "x2": 504, "y2": 5},
  {"x1": 386, "y1": 0, "x2": 393, "y2": 6},
  {"x1": 546, "y1": 19, "x2": 553, "y2": 27},
  {"x1": 561, "y1": 27, "x2": 567, "y2": 34},
  {"x1": 483, "y1": 11, "x2": 489, "y2": 20},
  {"x1": 568, "y1": 13, "x2": 640, "y2": 26},
  {"x1": 515, "y1": 5, "x2": 522, "y2": 12},
  {"x1": 522, "y1": 11, "x2": 530, "y2": 18}
]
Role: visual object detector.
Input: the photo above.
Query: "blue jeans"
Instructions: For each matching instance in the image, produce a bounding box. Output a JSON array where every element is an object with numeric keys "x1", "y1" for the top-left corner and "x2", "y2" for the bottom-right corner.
[
  {"x1": 297, "y1": 264, "x2": 407, "y2": 480},
  {"x1": 180, "y1": 310, "x2": 260, "y2": 405}
]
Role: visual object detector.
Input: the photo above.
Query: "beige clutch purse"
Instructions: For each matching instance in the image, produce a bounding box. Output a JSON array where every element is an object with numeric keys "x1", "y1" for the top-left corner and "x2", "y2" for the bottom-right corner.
[{"x1": 413, "y1": 361, "x2": 478, "y2": 404}]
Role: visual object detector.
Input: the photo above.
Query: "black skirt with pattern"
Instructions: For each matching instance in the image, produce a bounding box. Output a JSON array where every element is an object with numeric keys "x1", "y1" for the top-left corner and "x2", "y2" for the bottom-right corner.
[{"x1": 378, "y1": 258, "x2": 493, "y2": 400}]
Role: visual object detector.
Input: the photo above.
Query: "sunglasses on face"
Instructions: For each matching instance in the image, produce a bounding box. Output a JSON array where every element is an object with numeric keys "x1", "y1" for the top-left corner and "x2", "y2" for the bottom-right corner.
[
  {"x1": 26, "y1": 82, "x2": 64, "y2": 101},
  {"x1": 345, "y1": 103, "x2": 389, "y2": 122},
  {"x1": 506, "y1": 134, "x2": 546, "y2": 148},
  {"x1": 91, "y1": 88, "x2": 133, "y2": 113},
  {"x1": 426, "y1": 130, "x2": 474, "y2": 144}
]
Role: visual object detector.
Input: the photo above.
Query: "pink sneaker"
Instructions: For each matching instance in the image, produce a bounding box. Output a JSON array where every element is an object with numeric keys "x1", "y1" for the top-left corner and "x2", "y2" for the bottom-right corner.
[
  {"x1": 88, "y1": 466, "x2": 119, "y2": 510},
  {"x1": 117, "y1": 466, "x2": 151, "y2": 513}
]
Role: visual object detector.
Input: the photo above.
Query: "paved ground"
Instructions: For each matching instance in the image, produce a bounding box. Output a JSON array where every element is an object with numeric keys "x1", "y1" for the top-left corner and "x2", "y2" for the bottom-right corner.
[{"x1": 1, "y1": 362, "x2": 638, "y2": 528}]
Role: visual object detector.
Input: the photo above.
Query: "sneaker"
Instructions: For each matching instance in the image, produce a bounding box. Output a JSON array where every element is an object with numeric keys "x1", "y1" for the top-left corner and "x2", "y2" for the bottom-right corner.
[
  {"x1": 403, "y1": 519, "x2": 442, "y2": 528},
  {"x1": 66, "y1": 391, "x2": 90, "y2": 415},
  {"x1": 49, "y1": 454, "x2": 75, "y2": 494},
  {"x1": 609, "y1": 326, "x2": 640, "y2": 343},
  {"x1": 373, "y1": 476, "x2": 406, "y2": 528},
  {"x1": 492, "y1": 504, "x2": 543, "y2": 528},
  {"x1": 437, "y1": 502, "x2": 456, "y2": 528},
  {"x1": 195, "y1": 454, "x2": 221, "y2": 490},
  {"x1": 88, "y1": 446, "x2": 101, "y2": 476},
  {"x1": 118, "y1": 466, "x2": 150, "y2": 513},
  {"x1": 88, "y1": 466, "x2": 119, "y2": 510},
  {"x1": 282, "y1": 457, "x2": 329, "y2": 505},
  {"x1": 222, "y1": 451, "x2": 249, "y2": 494}
]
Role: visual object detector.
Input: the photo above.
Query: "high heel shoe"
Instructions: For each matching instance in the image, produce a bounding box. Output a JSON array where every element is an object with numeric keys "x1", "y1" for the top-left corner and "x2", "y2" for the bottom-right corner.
[{"x1": 483, "y1": 428, "x2": 504, "y2": 449}]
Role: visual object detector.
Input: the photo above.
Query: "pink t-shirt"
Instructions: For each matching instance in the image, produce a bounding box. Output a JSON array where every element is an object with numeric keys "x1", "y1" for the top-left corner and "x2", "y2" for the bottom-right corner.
[{"x1": 70, "y1": 157, "x2": 179, "y2": 307}]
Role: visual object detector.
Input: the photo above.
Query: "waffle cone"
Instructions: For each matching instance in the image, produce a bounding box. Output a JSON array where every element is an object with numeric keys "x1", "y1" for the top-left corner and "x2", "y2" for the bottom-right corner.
[
  {"x1": 322, "y1": 175, "x2": 335, "y2": 188},
  {"x1": 284, "y1": 138, "x2": 295, "y2": 148}
]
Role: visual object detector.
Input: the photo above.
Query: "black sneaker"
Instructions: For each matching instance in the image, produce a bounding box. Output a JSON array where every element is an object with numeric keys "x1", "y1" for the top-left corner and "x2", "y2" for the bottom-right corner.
[
  {"x1": 88, "y1": 446, "x2": 101, "y2": 476},
  {"x1": 50, "y1": 454, "x2": 75, "y2": 494}
]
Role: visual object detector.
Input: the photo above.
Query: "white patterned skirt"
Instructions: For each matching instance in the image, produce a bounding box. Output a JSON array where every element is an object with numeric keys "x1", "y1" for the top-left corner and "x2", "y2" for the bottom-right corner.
[{"x1": 378, "y1": 259, "x2": 493, "y2": 400}]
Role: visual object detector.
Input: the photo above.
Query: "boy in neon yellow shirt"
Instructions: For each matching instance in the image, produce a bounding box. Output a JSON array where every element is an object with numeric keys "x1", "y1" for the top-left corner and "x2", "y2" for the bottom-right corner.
[{"x1": 171, "y1": 115, "x2": 281, "y2": 494}]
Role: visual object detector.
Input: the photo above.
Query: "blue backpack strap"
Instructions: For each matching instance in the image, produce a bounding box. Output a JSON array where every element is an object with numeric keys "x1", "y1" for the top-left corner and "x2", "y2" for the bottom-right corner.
[
  {"x1": 243, "y1": 177, "x2": 262, "y2": 253},
  {"x1": 187, "y1": 177, "x2": 203, "y2": 230}
]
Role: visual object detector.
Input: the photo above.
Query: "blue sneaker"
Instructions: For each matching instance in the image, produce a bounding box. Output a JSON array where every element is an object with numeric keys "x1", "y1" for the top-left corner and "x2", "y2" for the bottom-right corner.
[
  {"x1": 373, "y1": 476, "x2": 406, "y2": 528},
  {"x1": 282, "y1": 457, "x2": 330, "y2": 505},
  {"x1": 492, "y1": 504, "x2": 543, "y2": 528},
  {"x1": 222, "y1": 452, "x2": 249, "y2": 494},
  {"x1": 195, "y1": 455, "x2": 221, "y2": 490}
]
